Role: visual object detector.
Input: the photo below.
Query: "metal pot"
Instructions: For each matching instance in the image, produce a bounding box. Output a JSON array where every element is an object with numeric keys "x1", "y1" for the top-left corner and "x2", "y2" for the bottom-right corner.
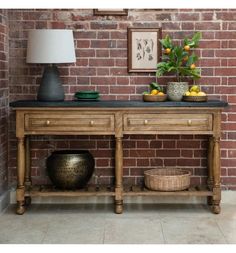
[{"x1": 47, "y1": 150, "x2": 95, "y2": 190}]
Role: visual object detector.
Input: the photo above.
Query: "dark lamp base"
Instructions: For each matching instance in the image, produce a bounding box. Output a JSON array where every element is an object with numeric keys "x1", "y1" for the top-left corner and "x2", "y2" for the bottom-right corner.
[{"x1": 37, "y1": 65, "x2": 65, "y2": 101}]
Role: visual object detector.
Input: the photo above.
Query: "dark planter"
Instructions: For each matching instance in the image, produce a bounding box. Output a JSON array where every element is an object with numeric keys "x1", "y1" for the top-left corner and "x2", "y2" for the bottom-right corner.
[{"x1": 46, "y1": 150, "x2": 95, "y2": 190}]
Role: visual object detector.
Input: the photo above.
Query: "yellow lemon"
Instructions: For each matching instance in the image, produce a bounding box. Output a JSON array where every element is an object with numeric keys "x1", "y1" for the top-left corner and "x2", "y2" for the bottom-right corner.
[
  {"x1": 197, "y1": 91, "x2": 206, "y2": 96},
  {"x1": 184, "y1": 45, "x2": 190, "y2": 51},
  {"x1": 157, "y1": 91, "x2": 165, "y2": 96},
  {"x1": 185, "y1": 91, "x2": 191, "y2": 96},
  {"x1": 190, "y1": 64, "x2": 196, "y2": 69},
  {"x1": 190, "y1": 85, "x2": 200, "y2": 93},
  {"x1": 151, "y1": 89, "x2": 159, "y2": 95},
  {"x1": 190, "y1": 91, "x2": 198, "y2": 96},
  {"x1": 165, "y1": 48, "x2": 171, "y2": 54}
]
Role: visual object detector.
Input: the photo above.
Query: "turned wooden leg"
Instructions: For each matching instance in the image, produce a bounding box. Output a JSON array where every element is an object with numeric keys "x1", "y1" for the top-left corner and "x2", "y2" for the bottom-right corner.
[
  {"x1": 24, "y1": 136, "x2": 32, "y2": 206},
  {"x1": 25, "y1": 136, "x2": 32, "y2": 188},
  {"x1": 16, "y1": 137, "x2": 26, "y2": 215},
  {"x1": 211, "y1": 137, "x2": 221, "y2": 214},
  {"x1": 207, "y1": 136, "x2": 214, "y2": 206},
  {"x1": 115, "y1": 137, "x2": 123, "y2": 214}
]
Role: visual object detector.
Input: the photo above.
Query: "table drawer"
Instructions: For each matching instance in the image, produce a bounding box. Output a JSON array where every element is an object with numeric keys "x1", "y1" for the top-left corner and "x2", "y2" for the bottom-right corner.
[
  {"x1": 124, "y1": 113, "x2": 212, "y2": 131},
  {"x1": 25, "y1": 113, "x2": 115, "y2": 132}
]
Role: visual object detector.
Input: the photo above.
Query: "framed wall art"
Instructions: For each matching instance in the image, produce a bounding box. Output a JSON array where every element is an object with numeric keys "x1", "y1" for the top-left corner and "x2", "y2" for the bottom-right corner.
[
  {"x1": 128, "y1": 27, "x2": 162, "y2": 72},
  {"x1": 93, "y1": 9, "x2": 128, "y2": 16}
]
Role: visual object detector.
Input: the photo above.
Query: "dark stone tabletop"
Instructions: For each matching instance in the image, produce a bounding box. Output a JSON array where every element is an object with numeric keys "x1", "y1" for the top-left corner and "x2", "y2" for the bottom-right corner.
[{"x1": 10, "y1": 100, "x2": 228, "y2": 108}]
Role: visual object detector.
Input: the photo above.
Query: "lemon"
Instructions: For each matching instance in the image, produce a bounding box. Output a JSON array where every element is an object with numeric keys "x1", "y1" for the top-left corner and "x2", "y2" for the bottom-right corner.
[
  {"x1": 184, "y1": 45, "x2": 190, "y2": 51},
  {"x1": 185, "y1": 91, "x2": 191, "y2": 96},
  {"x1": 197, "y1": 91, "x2": 206, "y2": 96},
  {"x1": 190, "y1": 91, "x2": 198, "y2": 96},
  {"x1": 190, "y1": 85, "x2": 200, "y2": 93},
  {"x1": 151, "y1": 89, "x2": 159, "y2": 95},
  {"x1": 165, "y1": 48, "x2": 171, "y2": 54},
  {"x1": 157, "y1": 92, "x2": 165, "y2": 96}
]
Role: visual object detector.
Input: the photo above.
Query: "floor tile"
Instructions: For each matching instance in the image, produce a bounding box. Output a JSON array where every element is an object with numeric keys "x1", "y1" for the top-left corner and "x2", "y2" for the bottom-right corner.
[
  {"x1": 42, "y1": 214, "x2": 105, "y2": 244},
  {"x1": 104, "y1": 218, "x2": 164, "y2": 244},
  {"x1": 216, "y1": 219, "x2": 236, "y2": 243},
  {"x1": 0, "y1": 213, "x2": 49, "y2": 244},
  {"x1": 161, "y1": 217, "x2": 226, "y2": 244}
]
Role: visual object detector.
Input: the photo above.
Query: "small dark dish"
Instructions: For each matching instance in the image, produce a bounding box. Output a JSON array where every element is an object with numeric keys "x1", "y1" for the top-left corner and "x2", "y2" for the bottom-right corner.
[{"x1": 75, "y1": 91, "x2": 100, "y2": 100}]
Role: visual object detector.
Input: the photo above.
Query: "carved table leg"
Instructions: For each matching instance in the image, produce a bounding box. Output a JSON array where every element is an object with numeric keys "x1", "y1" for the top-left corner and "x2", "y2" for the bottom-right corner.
[
  {"x1": 16, "y1": 137, "x2": 26, "y2": 215},
  {"x1": 211, "y1": 137, "x2": 221, "y2": 214},
  {"x1": 207, "y1": 136, "x2": 214, "y2": 206},
  {"x1": 24, "y1": 136, "x2": 32, "y2": 206},
  {"x1": 115, "y1": 137, "x2": 123, "y2": 214}
]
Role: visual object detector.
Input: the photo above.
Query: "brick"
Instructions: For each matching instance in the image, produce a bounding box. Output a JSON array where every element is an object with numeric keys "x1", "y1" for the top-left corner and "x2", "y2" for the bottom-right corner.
[
  {"x1": 215, "y1": 68, "x2": 236, "y2": 76},
  {"x1": 130, "y1": 149, "x2": 155, "y2": 157},
  {"x1": 181, "y1": 22, "x2": 194, "y2": 30},
  {"x1": 137, "y1": 159, "x2": 150, "y2": 167},
  {"x1": 156, "y1": 150, "x2": 180, "y2": 157},
  {"x1": 91, "y1": 21, "x2": 117, "y2": 30},
  {"x1": 110, "y1": 86, "x2": 135, "y2": 94},
  {"x1": 91, "y1": 40, "x2": 116, "y2": 48},
  {"x1": 96, "y1": 49, "x2": 109, "y2": 58},
  {"x1": 111, "y1": 31, "x2": 127, "y2": 39},
  {"x1": 215, "y1": 31, "x2": 236, "y2": 39},
  {"x1": 175, "y1": 13, "x2": 200, "y2": 21},
  {"x1": 74, "y1": 31, "x2": 96, "y2": 39},
  {"x1": 123, "y1": 158, "x2": 136, "y2": 167},
  {"x1": 162, "y1": 22, "x2": 181, "y2": 30},
  {"x1": 97, "y1": 68, "x2": 109, "y2": 76},
  {"x1": 195, "y1": 22, "x2": 221, "y2": 30},
  {"x1": 177, "y1": 158, "x2": 200, "y2": 167},
  {"x1": 76, "y1": 40, "x2": 90, "y2": 48},
  {"x1": 110, "y1": 49, "x2": 127, "y2": 58},
  {"x1": 110, "y1": 68, "x2": 128, "y2": 76},
  {"x1": 89, "y1": 58, "x2": 114, "y2": 67},
  {"x1": 97, "y1": 31, "x2": 110, "y2": 39},
  {"x1": 76, "y1": 49, "x2": 95, "y2": 58},
  {"x1": 199, "y1": 41, "x2": 221, "y2": 49},
  {"x1": 91, "y1": 77, "x2": 116, "y2": 85}
]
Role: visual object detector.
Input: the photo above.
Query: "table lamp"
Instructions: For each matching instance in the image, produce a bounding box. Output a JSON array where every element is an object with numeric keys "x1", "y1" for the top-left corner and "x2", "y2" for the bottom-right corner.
[{"x1": 26, "y1": 29, "x2": 76, "y2": 101}]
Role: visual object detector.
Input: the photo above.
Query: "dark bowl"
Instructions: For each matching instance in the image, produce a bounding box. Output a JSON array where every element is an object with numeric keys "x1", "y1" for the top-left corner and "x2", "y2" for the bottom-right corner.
[{"x1": 75, "y1": 91, "x2": 100, "y2": 99}]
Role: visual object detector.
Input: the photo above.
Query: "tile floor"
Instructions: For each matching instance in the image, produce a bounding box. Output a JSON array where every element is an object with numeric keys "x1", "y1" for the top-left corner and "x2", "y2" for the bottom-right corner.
[{"x1": 0, "y1": 203, "x2": 236, "y2": 244}]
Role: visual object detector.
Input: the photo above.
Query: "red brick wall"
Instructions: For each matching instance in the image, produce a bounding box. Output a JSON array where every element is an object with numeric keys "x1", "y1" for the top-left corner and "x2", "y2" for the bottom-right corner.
[
  {"x1": 7, "y1": 9, "x2": 236, "y2": 189},
  {"x1": 0, "y1": 10, "x2": 8, "y2": 194}
]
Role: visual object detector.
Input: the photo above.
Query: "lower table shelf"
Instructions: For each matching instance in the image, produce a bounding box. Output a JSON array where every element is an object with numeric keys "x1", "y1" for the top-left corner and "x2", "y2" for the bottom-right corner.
[{"x1": 25, "y1": 184, "x2": 213, "y2": 198}]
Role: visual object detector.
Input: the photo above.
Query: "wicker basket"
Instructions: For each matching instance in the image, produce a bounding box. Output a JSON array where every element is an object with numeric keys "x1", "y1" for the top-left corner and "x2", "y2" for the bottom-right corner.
[
  {"x1": 143, "y1": 94, "x2": 167, "y2": 102},
  {"x1": 144, "y1": 168, "x2": 191, "y2": 191},
  {"x1": 182, "y1": 95, "x2": 208, "y2": 102}
]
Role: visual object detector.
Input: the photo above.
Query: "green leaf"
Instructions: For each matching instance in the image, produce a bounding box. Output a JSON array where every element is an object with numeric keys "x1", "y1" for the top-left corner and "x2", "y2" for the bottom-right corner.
[
  {"x1": 186, "y1": 53, "x2": 199, "y2": 67},
  {"x1": 149, "y1": 82, "x2": 163, "y2": 92}
]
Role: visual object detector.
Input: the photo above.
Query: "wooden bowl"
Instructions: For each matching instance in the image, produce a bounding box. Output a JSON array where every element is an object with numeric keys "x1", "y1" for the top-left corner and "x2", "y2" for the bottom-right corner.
[
  {"x1": 143, "y1": 94, "x2": 167, "y2": 102},
  {"x1": 182, "y1": 95, "x2": 208, "y2": 102}
]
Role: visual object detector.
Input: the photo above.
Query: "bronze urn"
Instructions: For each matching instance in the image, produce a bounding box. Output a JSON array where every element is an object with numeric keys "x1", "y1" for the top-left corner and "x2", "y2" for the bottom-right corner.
[{"x1": 46, "y1": 150, "x2": 95, "y2": 190}]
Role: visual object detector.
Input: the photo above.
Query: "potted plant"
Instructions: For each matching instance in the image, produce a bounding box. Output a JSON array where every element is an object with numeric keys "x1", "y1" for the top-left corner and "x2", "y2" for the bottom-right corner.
[{"x1": 156, "y1": 32, "x2": 201, "y2": 101}]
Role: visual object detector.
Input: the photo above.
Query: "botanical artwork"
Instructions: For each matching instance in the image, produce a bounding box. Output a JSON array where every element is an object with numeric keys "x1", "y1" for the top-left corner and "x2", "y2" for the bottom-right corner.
[
  {"x1": 93, "y1": 9, "x2": 128, "y2": 16},
  {"x1": 128, "y1": 28, "x2": 161, "y2": 72}
]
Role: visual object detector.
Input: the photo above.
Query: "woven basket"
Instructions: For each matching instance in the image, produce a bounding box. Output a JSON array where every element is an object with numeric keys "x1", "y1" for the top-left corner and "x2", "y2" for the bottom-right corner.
[
  {"x1": 182, "y1": 95, "x2": 208, "y2": 102},
  {"x1": 144, "y1": 168, "x2": 191, "y2": 191}
]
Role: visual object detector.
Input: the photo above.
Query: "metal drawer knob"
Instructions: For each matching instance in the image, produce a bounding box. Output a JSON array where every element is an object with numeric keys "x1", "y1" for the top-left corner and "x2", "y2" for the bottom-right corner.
[
  {"x1": 144, "y1": 120, "x2": 148, "y2": 125},
  {"x1": 187, "y1": 120, "x2": 192, "y2": 126},
  {"x1": 90, "y1": 120, "x2": 94, "y2": 126},
  {"x1": 46, "y1": 120, "x2": 50, "y2": 126}
]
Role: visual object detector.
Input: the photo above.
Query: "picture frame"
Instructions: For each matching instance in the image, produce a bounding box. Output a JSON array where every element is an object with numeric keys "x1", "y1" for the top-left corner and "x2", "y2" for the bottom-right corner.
[
  {"x1": 127, "y1": 27, "x2": 162, "y2": 72},
  {"x1": 93, "y1": 9, "x2": 128, "y2": 16}
]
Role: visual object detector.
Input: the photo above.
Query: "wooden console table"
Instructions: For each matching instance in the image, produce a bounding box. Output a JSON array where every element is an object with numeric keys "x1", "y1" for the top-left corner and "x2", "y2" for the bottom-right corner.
[{"x1": 10, "y1": 100, "x2": 228, "y2": 215}]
